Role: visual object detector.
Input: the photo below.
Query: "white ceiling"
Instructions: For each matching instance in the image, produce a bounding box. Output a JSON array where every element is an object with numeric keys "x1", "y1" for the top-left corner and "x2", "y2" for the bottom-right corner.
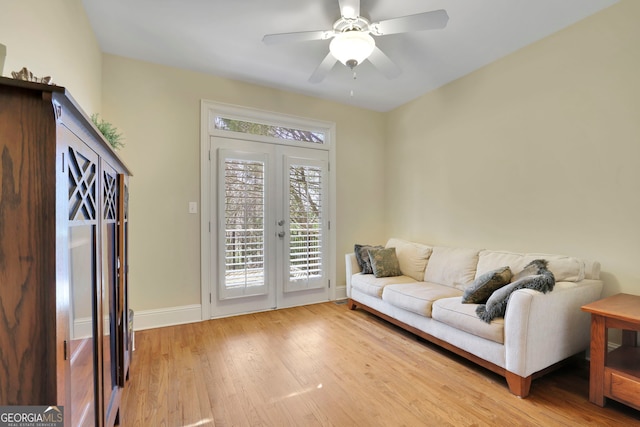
[{"x1": 83, "y1": 0, "x2": 618, "y2": 112}]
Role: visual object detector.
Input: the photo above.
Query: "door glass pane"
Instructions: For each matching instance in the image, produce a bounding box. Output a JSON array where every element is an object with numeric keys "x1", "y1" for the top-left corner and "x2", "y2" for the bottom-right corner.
[
  {"x1": 223, "y1": 157, "x2": 266, "y2": 296},
  {"x1": 102, "y1": 221, "x2": 117, "y2": 419},
  {"x1": 103, "y1": 169, "x2": 118, "y2": 421},
  {"x1": 287, "y1": 162, "x2": 324, "y2": 290},
  {"x1": 69, "y1": 225, "x2": 96, "y2": 427}
]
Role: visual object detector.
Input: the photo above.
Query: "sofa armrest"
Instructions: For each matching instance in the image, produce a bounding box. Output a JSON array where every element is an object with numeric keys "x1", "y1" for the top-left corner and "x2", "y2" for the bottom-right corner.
[
  {"x1": 345, "y1": 253, "x2": 361, "y2": 297},
  {"x1": 504, "y1": 279, "x2": 603, "y2": 377}
]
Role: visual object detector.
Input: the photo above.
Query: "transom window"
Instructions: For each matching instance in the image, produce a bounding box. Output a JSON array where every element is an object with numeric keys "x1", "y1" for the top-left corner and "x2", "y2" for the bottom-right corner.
[{"x1": 214, "y1": 116, "x2": 326, "y2": 144}]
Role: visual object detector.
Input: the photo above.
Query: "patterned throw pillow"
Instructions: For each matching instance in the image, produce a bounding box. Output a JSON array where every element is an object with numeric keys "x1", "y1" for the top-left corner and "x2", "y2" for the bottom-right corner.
[
  {"x1": 354, "y1": 244, "x2": 383, "y2": 274},
  {"x1": 476, "y1": 259, "x2": 555, "y2": 323},
  {"x1": 462, "y1": 266, "x2": 512, "y2": 304},
  {"x1": 368, "y1": 247, "x2": 402, "y2": 278}
]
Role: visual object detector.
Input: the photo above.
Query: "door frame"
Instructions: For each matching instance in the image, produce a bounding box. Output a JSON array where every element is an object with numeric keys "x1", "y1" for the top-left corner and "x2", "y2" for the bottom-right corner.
[{"x1": 200, "y1": 100, "x2": 337, "y2": 320}]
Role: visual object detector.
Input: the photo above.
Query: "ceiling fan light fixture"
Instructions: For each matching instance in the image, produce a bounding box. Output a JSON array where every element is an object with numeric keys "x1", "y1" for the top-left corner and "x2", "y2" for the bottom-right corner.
[{"x1": 329, "y1": 31, "x2": 375, "y2": 69}]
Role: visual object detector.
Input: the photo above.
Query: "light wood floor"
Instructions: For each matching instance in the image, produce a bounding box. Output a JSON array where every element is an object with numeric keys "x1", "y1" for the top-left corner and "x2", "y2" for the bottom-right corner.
[{"x1": 122, "y1": 302, "x2": 640, "y2": 426}]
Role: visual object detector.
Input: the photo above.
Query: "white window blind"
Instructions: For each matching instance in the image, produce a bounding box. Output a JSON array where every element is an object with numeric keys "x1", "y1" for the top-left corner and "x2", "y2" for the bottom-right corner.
[
  {"x1": 222, "y1": 157, "x2": 266, "y2": 296},
  {"x1": 287, "y1": 162, "x2": 324, "y2": 289}
]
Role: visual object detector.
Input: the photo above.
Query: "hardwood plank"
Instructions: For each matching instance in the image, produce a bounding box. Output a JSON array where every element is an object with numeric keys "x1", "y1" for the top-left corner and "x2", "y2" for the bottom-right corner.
[{"x1": 122, "y1": 302, "x2": 640, "y2": 426}]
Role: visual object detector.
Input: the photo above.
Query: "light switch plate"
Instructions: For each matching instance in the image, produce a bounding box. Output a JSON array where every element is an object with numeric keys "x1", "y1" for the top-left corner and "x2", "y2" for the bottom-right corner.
[{"x1": 188, "y1": 202, "x2": 198, "y2": 214}]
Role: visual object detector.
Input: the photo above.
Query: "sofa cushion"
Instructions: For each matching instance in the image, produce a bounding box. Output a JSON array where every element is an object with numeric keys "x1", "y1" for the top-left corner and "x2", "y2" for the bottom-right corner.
[
  {"x1": 432, "y1": 297, "x2": 505, "y2": 344},
  {"x1": 368, "y1": 247, "x2": 402, "y2": 278},
  {"x1": 350, "y1": 273, "x2": 416, "y2": 298},
  {"x1": 385, "y1": 238, "x2": 433, "y2": 281},
  {"x1": 462, "y1": 266, "x2": 512, "y2": 304},
  {"x1": 382, "y1": 282, "x2": 462, "y2": 317},
  {"x1": 476, "y1": 259, "x2": 556, "y2": 323},
  {"x1": 424, "y1": 246, "x2": 481, "y2": 291},
  {"x1": 354, "y1": 244, "x2": 383, "y2": 274},
  {"x1": 475, "y1": 250, "x2": 528, "y2": 279},
  {"x1": 477, "y1": 250, "x2": 586, "y2": 282},
  {"x1": 524, "y1": 253, "x2": 584, "y2": 282},
  {"x1": 584, "y1": 259, "x2": 601, "y2": 280}
]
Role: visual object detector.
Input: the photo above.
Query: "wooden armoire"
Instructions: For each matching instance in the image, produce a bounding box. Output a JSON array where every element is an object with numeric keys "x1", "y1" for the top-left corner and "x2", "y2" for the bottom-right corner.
[{"x1": 0, "y1": 77, "x2": 132, "y2": 427}]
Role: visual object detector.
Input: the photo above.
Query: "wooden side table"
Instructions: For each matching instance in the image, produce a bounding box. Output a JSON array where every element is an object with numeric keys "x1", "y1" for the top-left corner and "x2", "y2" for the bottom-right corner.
[{"x1": 581, "y1": 293, "x2": 640, "y2": 410}]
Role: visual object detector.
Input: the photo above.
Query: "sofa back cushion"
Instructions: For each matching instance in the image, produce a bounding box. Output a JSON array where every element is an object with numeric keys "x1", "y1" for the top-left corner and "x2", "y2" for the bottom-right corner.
[
  {"x1": 584, "y1": 260, "x2": 601, "y2": 280},
  {"x1": 424, "y1": 246, "x2": 480, "y2": 291},
  {"x1": 523, "y1": 253, "x2": 585, "y2": 282},
  {"x1": 476, "y1": 250, "x2": 587, "y2": 282},
  {"x1": 386, "y1": 238, "x2": 433, "y2": 281},
  {"x1": 475, "y1": 250, "x2": 528, "y2": 280}
]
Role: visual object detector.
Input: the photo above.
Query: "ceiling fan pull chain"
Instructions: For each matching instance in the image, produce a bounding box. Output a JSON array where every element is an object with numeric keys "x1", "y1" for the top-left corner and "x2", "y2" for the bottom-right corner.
[{"x1": 350, "y1": 70, "x2": 356, "y2": 97}]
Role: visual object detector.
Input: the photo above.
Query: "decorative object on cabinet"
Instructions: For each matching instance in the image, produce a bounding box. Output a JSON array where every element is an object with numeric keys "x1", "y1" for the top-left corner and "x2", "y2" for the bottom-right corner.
[
  {"x1": 0, "y1": 76, "x2": 131, "y2": 427},
  {"x1": 10, "y1": 66, "x2": 53, "y2": 84},
  {"x1": 91, "y1": 113, "x2": 125, "y2": 150}
]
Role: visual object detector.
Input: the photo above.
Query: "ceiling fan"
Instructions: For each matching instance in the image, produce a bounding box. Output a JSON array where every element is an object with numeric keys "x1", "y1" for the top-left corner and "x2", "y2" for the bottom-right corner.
[{"x1": 262, "y1": 0, "x2": 449, "y2": 83}]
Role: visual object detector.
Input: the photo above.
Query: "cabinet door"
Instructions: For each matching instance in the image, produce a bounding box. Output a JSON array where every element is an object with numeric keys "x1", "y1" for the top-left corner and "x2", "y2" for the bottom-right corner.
[
  {"x1": 101, "y1": 160, "x2": 121, "y2": 427},
  {"x1": 66, "y1": 134, "x2": 100, "y2": 427},
  {"x1": 117, "y1": 174, "x2": 130, "y2": 384}
]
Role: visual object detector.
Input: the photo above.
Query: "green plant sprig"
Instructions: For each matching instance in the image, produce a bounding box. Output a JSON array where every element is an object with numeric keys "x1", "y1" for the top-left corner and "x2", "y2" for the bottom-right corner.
[{"x1": 91, "y1": 113, "x2": 125, "y2": 150}]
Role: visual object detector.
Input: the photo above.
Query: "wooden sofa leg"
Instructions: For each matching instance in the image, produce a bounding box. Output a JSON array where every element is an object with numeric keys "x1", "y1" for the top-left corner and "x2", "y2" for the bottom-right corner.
[
  {"x1": 347, "y1": 299, "x2": 358, "y2": 310},
  {"x1": 505, "y1": 372, "x2": 532, "y2": 398}
]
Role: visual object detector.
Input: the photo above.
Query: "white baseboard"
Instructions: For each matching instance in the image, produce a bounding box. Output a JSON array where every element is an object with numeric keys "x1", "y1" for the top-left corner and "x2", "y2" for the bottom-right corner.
[
  {"x1": 73, "y1": 317, "x2": 93, "y2": 340},
  {"x1": 335, "y1": 285, "x2": 347, "y2": 300},
  {"x1": 131, "y1": 304, "x2": 202, "y2": 331},
  {"x1": 584, "y1": 341, "x2": 620, "y2": 361}
]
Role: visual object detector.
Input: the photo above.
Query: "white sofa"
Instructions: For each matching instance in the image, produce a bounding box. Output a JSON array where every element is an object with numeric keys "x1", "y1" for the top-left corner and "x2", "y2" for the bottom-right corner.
[{"x1": 345, "y1": 238, "x2": 603, "y2": 397}]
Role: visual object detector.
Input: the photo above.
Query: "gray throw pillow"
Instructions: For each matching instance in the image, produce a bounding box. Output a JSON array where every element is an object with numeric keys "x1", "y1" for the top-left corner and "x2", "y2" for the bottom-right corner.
[
  {"x1": 368, "y1": 247, "x2": 402, "y2": 278},
  {"x1": 476, "y1": 259, "x2": 555, "y2": 323},
  {"x1": 462, "y1": 266, "x2": 512, "y2": 304},
  {"x1": 354, "y1": 244, "x2": 383, "y2": 274}
]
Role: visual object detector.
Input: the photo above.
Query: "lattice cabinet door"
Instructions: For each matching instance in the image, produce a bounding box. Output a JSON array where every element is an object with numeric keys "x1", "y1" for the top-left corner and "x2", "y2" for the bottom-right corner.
[
  {"x1": 65, "y1": 130, "x2": 101, "y2": 427},
  {"x1": 101, "y1": 159, "x2": 122, "y2": 427},
  {"x1": 117, "y1": 173, "x2": 131, "y2": 385}
]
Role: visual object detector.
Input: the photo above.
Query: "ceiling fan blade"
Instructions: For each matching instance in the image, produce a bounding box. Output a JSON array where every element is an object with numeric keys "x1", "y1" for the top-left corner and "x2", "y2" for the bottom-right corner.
[
  {"x1": 309, "y1": 52, "x2": 338, "y2": 83},
  {"x1": 263, "y1": 30, "x2": 334, "y2": 45},
  {"x1": 338, "y1": 0, "x2": 360, "y2": 19},
  {"x1": 368, "y1": 47, "x2": 401, "y2": 79},
  {"x1": 371, "y1": 9, "x2": 449, "y2": 36}
]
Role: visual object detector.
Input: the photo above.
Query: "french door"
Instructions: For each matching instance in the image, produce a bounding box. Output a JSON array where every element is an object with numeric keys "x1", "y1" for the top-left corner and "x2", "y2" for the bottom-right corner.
[{"x1": 210, "y1": 137, "x2": 329, "y2": 317}]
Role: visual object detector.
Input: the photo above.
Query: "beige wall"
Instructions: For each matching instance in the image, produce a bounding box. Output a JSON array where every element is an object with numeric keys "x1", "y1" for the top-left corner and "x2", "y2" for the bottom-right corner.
[
  {"x1": 0, "y1": 0, "x2": 102, "y2": 113},
  {"x1": 3, "y1": 0, "x2": 637, "y2": 314},
  {"x1": 101, "y1": 55, "x2": 387, "y2": 311},
  {"x1": 0, "y1": 0, "x2": 387, "y2": 315},
  {"x1": 386, "y1": 0, "x2": 639, "y2": 297}
]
